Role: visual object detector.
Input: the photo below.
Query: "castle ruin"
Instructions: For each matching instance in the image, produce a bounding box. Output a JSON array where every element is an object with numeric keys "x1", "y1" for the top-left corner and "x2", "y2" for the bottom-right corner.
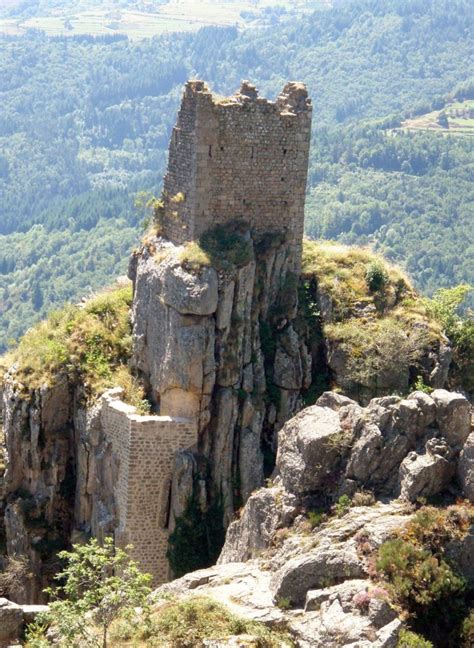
[
  {"x1": 103, "y1": 80, "x2": 312, "y2": 584},
  {"x1": 161, "y1": 80, "x2": 312, "y2": 264}
]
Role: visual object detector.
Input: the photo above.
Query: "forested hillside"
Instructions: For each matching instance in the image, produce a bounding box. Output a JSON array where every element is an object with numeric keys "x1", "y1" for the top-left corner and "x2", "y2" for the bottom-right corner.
[
  {"x1": 0, "y1": 0, "x2": 472, "y2": 349},
  {"x1": 307, "y1": 126, "x2": 473, "y2": 296}
]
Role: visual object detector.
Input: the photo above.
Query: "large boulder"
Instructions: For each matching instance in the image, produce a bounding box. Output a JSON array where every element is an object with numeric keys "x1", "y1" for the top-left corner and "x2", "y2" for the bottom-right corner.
[
  {"x1": 0, "y1": 598, "x2": 23, "y2": 646},
  {"x1": 276, "y1": 405, "x2": 350, "y2": 495},
  {"x1": 316, "y1": 392, "x2": 357, "y2": 411},
  {"x1": 269, "y1": 502, "x2": 411, "y2": 607},
  {"x1": 406, "y1": 391, "x2": 437, "y2": 430},
  {"x1": 219, "y1": 487, "x2": 297, "y2": 564},
  {"x1": 399, "y1": 446, "x2": 453, "y2": 502},
  {"x1": 289, "y1": 593, "x2": 401, "y2": 648},
  {"x1": 431, "y1": 390, "x2": 471, "y2": 447},
  {"x1": 270, "y1": 545, "x2": 366, "y2": 606},
  {"x1": 346, "y1": 422, "x2": 383, "y2": 483},
  {"x1": 159, "y1": 255, "x2": 219, "y2": 316}
]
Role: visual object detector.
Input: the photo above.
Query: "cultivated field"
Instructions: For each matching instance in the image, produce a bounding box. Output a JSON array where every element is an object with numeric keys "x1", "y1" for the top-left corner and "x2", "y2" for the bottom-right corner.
[
  {"x1": 0, "y1": 0, "x2": 323, "y2": 39},
  {"x1": 399, "y1": 99, "x2": 474, "y2": 137}
]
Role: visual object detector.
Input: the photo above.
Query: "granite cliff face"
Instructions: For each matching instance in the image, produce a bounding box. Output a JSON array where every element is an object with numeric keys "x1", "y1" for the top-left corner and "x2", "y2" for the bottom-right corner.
[
  {"x1": 0, "y1": 376, "x2": 119, "y2": 603},
  {"x1": 129, "y1": 231, "x2": 309, "y2": 526}
]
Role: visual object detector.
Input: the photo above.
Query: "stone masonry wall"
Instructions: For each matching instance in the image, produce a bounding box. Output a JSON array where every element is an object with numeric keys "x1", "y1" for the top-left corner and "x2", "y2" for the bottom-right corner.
[
  {"x1": 161, "y1": 80, "x2": 312, "y2": 267},
  {"x1": 100, "y1": 390, "x2": 197, "y2": 584}
]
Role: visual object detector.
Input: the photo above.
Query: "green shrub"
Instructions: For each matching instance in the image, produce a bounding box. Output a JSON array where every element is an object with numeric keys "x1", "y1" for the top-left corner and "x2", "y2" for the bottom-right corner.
[
  {"x1": 365, "y1": 261, "x2": 388, "y2": 292},
  {"x1": 327, "y1": 317, "x2": 428, "y2": 394},
  {"x1": 403, "y1": 506, "x2": 471, "y2": 552},
  {"x1": 276, "y1": 596, "x2": 292, "y2": 610},
  {"x1": 199, "y1": 223, "x2": 253, "y2": 270},
  {"x1": 25, "y1": 620, "x2": 50, "y2": 648},
  {"x1": 376, "y1": 538, "x2": 465, "y2": 609},
  {"x1": 461, "y1": 609, "x2": 474, "y2": 647},
  {"x1": 413, "y1": 375, "x2": 433, "y2": 394},
  {"x1": 423, "y1": 284, "x2": 474, "y2": 392},
  {"x1": 334, "y1": 495, "x2": 352, "y2": 517},
  {"x1": 307, "y1": 509, "x2": 326, "y2": 529},
  {"x1": 397, "y1": 629, "x2": 433, "y2": 648},
  {"x1": 117, "y1": 596, "x2": 292, "y2": 647}
]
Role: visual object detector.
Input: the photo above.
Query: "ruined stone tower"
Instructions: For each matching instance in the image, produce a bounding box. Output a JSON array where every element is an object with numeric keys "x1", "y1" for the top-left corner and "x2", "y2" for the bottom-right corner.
[
  {"x1": 160, "y1": 80, "x2": 312, "y2": 264},
  {"x1": 119, "y1": 80, "x2": 313, "y2": 583}
]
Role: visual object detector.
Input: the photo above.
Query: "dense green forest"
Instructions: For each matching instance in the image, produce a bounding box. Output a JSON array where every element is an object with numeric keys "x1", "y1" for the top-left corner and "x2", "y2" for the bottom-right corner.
[
  {"x1": 306, "y1": 127, "x2": 473, "y2": 296},
  {"x1": 0, "y1": 0, "x2": 472, "y2": 349}
]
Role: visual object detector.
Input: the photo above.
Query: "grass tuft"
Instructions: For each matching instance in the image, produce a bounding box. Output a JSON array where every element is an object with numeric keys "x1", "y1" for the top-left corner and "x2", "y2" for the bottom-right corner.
[
  {"x1": 2, "y1": 283, "x2": 144, "y2": 402},
  {"x1": 179, "y1": 241, "x2": 211, "y2": 272},
  {"x1": 110, "y1": 595, "x2": 293, "y2": 647}
]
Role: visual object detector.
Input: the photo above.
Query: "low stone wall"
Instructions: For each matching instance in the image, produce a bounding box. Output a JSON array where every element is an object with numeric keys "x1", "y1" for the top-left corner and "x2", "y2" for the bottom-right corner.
[{"x1": 100, "y1": 390, "x2": 197, "y2": 584}]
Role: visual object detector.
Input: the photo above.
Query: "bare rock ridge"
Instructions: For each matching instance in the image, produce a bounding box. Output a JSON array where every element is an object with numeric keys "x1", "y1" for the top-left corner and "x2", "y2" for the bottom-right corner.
[{"x1": 221, "y1": 389, "x2": 474, "y2": 567}]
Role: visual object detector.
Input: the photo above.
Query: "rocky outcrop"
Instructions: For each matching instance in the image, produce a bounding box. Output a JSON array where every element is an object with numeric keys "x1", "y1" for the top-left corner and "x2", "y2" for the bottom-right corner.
[
  {"x1": 276, "y1": 405, "x2": 353, "y2": 496},
  {"x1": 218, "y1": 486, "x2": 298, "y2": 564},
  {"x1": 0, "y1": 226, "x2": 468, "y2": 605},
  {"x1": 0, "y1": 598, "x2": 47, "y2": 647},
  {"x1": 0, "y1": 598, "x2": 23, "y2": 646},
  {"x1": 220, "y1": 389, "x2": 472, "y2": 565},
  {"x1": 1, "y1": 376, "x2": 78, "y2": 602},
  {"x1": 160, "y1": 389, "x2": 472, "y2": 647},
  {"x1": 0, "y1": 376, "x2": 124, "y2": 602},
  {"x1": 431, "y1": 389, "x2": 471, "y2": 447},
  {"x1": 129, "y1": 233, "x2": 308, "y2": 523}
]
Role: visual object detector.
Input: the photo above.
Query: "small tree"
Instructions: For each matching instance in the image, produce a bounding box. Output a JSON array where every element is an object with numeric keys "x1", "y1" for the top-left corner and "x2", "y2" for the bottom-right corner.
[
  {"x1": 365, "y1": 260, "x2": 388, "y2": 293},
  {"x1": 424, "y1": 285, "x2": 473, "y2": 391},
  {"x1": 423, "y1": 284, "x2": 472, "y2": 338},
  {"x1": 29, "y1": 537, "x2": 152, "y2": 648}
]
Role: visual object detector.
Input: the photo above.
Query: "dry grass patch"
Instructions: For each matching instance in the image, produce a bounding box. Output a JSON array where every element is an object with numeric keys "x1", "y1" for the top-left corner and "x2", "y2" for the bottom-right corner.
[
  {"x1": 302, "y1": 239, "x2": 416, "y2": 320},
  {"x1": 111, "y1": 595, "x2": 293, "y2": 647},
  {"x1": 2, "y1": 283, "x2": 140, "y2": 400},
  {"x1": 179, "y1": 241, "x2": 211, "y2": 272}
]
